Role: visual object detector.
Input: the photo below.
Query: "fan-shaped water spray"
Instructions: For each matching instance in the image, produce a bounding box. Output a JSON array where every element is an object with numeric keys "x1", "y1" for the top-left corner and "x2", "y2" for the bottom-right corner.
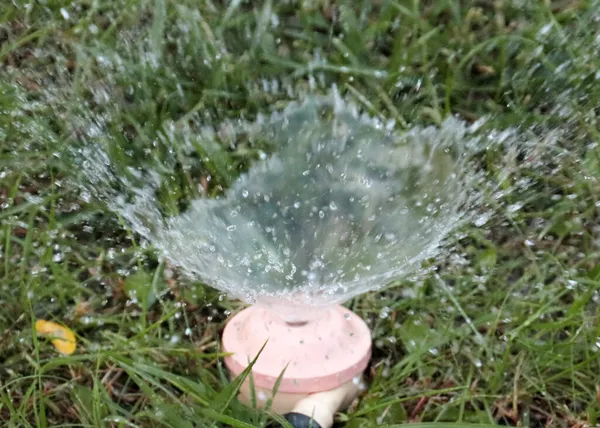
[{"x1": 75, "y1": 90, "x2": 489, "y2": 322}]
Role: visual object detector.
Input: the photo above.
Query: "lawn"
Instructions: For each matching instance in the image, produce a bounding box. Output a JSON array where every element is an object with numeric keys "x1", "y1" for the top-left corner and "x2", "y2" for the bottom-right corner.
[{"x1": 1, "y1": 0, "x2": 600, "y2": 427}]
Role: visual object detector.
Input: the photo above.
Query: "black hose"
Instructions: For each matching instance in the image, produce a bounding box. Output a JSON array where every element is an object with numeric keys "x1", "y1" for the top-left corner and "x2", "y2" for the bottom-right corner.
[{"x1": 283, "y1": 412, "x2": 323, "y2": 428}]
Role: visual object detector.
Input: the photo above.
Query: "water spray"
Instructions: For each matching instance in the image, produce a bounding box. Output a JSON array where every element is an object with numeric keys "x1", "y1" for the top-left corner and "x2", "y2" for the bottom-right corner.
[{"x1": 77, "y1": 91, "x2": 490, "y2": 427}]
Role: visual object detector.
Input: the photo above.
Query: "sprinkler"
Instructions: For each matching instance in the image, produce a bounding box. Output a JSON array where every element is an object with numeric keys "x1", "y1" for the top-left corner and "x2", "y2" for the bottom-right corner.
[
  {"x1": 222, "y1": 305, "x2": 371, "y2": 427},
  {"x1": 78, "y1": 91, "x2": 485, "y2": 426}
]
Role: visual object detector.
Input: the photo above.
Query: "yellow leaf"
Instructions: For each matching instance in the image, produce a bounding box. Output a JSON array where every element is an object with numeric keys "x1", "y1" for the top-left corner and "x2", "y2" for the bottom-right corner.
[{"x1": 35, "y1": 320, "x2": 76, "y2": 355}]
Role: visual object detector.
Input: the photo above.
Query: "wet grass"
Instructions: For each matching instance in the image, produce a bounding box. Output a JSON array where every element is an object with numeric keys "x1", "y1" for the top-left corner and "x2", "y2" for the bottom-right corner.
[{"x1": 1, "y1": 0, "x2": 600, "y2": 427}]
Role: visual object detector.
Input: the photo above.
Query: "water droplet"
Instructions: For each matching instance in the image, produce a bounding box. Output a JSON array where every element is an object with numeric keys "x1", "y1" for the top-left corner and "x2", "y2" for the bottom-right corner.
[
  {"x1": 474, "y1": 213, "x2": 491, "y2": 227},
  {"x1": 226, "y1": 225, "x2": 236, "y2": 232},
  {"x1": 507, "y1": 202, "x2": 524, "y2": 213},
  {"x1": 538, "y1": 23, "x2": 552, "y2": 38},
  {"x1": 379, "y1": 307, "x2": 390, "y2": 319}
]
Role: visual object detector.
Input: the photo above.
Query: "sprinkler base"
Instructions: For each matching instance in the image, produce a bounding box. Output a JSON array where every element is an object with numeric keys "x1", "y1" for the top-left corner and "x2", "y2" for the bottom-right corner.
[
  {"x1": 222, "y1": 305, "x2": 371, "y2": 427},
  {"x1": 236, "y1": 374, "x2": 361, "y2": 414}
]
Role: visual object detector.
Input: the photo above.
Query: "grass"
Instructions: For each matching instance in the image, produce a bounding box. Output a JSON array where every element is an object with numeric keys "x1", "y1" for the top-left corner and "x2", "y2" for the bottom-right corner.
[{"x1": 1, "y1": 0, "x2": 600, "y2": 426}]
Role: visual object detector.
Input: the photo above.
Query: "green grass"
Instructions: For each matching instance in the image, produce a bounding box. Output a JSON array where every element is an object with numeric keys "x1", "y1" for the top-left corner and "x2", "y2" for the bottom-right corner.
[{"x1": 2, "y1": 0, "x2": 600, "y2": 427}]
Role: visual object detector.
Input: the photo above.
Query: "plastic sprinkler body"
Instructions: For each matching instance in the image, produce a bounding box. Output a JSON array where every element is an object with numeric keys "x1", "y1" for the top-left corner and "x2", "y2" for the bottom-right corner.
[{"x1": 222, "y1": 305, "x2": 372, "y2": 428}]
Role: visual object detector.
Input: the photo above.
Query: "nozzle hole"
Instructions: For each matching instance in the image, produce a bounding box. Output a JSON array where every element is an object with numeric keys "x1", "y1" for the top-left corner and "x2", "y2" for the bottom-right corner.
[{"x1": 286, "y1": 321, "x2": 308, "y2": 327}]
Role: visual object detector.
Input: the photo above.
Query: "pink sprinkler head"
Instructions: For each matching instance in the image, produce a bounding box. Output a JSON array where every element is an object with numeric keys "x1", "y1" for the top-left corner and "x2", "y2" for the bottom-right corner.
[{"x1": 221, "y1": 304, "x2": 372, "y2": 427}]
